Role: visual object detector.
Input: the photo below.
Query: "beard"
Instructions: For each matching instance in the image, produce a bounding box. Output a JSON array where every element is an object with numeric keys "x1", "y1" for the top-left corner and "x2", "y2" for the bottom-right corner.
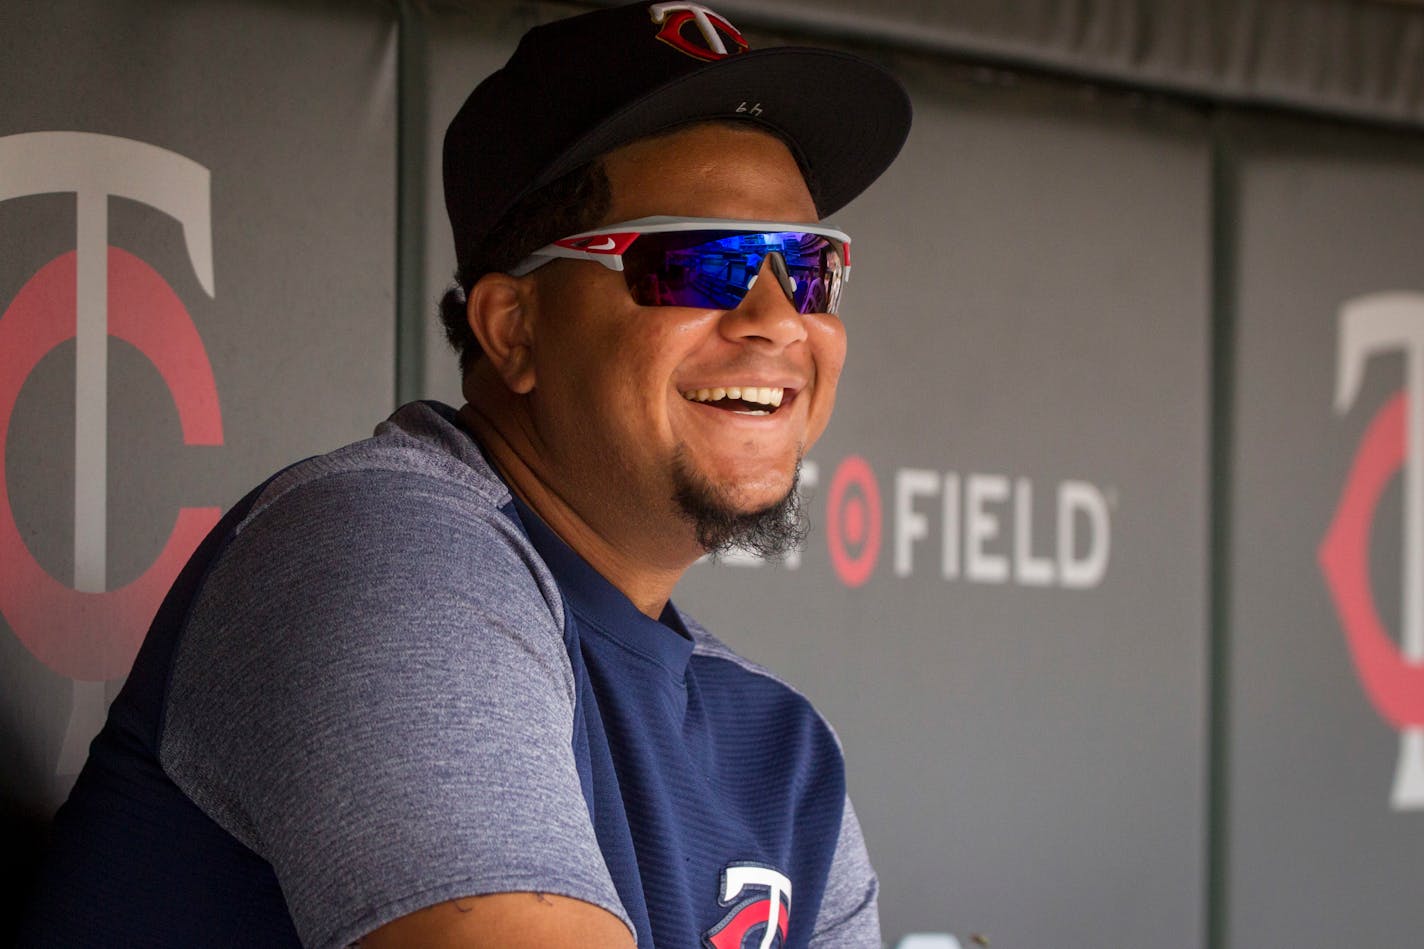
[{"x1": 670, "y1": 446, "x2": 808, "y2": 561}]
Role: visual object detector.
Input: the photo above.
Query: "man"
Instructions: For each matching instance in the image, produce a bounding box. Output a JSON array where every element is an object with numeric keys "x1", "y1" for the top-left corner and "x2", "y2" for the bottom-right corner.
[{"x1": 22, "y1": 3, "x2": 911, "y2": 947}]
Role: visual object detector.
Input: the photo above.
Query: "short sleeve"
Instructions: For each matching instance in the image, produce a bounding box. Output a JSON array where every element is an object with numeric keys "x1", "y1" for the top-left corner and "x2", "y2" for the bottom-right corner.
[
  {"x1": 159, "y1": 469, "x2": 631, "y2": 949},
  {"x1": 810, "y1": 795, "x2": 882, "y2": 947}
]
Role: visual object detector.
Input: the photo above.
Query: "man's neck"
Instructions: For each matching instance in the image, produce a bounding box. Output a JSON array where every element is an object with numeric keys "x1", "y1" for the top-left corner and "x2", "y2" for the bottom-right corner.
[{"x1": 456, "y1": 400, "x2": 696, "y2": 620}]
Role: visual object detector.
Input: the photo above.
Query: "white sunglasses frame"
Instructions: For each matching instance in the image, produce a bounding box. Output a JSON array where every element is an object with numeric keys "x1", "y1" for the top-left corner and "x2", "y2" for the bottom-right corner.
[{"x1": 508, "y1": 215, "x2": 853, "y2": 283}]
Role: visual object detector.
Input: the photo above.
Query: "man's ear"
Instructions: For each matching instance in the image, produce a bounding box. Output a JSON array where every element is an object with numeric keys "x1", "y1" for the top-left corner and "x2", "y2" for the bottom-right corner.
[{"x1": 466, "y1": 272, "x2": 537, "y2": 394}]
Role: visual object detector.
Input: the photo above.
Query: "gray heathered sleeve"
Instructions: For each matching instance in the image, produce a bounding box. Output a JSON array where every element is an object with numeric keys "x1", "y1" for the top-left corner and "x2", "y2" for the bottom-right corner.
[
  {"x1": 159, "y1": 469, "x2": 631, "y2": 949},
  {"x1": 810, "y1": 795, "x2": 882, "y2": 947}
]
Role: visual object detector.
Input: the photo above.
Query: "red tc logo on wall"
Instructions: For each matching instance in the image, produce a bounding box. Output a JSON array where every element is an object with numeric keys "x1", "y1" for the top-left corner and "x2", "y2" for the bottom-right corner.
[
  {"x1": 1319, "y1": 292, "x2": 1424, "y2": 810},
  {"x1": 0, "y1": 131, "x2": 223, "y2": 766}
]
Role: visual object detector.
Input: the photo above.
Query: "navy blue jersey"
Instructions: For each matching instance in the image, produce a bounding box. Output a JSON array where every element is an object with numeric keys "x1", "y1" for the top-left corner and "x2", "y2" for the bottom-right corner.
[
  {"x1": 21, "y1": 402, "x2": 878, "y2": 948},
  {"x1": 508, "y1": 493, "x2": 847, "y2": 947}
]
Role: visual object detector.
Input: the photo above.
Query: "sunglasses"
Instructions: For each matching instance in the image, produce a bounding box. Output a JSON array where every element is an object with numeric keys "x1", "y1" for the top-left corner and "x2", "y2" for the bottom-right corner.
[{"x1": 509, "y1": 216, "x2": 852, "y2": 315}]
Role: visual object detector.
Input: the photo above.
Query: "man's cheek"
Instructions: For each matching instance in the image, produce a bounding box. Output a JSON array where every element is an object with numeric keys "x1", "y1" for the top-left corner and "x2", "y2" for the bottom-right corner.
[
  {"x1": 812, "y1": 316, "x2": 848, "y2": 377},
  {"x1": 805, "y1": 383, "x2": 840, "y2": 447}
]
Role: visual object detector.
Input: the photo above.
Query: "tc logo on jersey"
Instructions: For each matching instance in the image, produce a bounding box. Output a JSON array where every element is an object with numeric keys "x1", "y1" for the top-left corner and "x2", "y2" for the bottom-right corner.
[
  {"x1": 650, "y1": 3, "x2": 749, "y2": 62},
  {"x1": 703, "y1": 862, "x2": 792, "y2": 949}
]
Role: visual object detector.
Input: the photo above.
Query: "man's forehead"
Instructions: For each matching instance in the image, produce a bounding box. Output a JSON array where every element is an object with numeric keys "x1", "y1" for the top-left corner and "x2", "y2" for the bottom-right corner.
[
  {"x1": 598, "y1": 123, "x2": 818, "y2": 225},
  {"x1": 615, "y1": 119, "x2": 805, "y2": 164}
]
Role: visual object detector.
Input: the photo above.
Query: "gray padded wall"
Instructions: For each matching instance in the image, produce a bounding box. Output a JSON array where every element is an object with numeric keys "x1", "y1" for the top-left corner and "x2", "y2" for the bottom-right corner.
[
  {"x1": 7, "y1": 0, "x2": 1424, "y2": 946},
  {"x1": 419, "y1": 4, "x2": 546, "y2": 407},
  {"x1": 1226, "y1": 117, "x2": 1424, "y2": 948},
  {"x1": 2, "y1": 0, "x2": 396, "y2": 828}
]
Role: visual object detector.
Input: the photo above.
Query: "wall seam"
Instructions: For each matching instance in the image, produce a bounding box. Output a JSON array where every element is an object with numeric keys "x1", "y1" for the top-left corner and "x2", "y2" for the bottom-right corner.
[
  {"x1": 1206, "y1": 111, "x2": 1239, "y2": 949},
  {"x1": 395, "y1": 0, "x2": 428, "y2": 407}
]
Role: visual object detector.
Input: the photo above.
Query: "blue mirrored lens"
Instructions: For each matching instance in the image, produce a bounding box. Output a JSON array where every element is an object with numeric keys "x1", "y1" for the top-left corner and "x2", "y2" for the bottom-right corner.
[{"x1": 624, "y1": 231, "x2": 843, "y2": 314}]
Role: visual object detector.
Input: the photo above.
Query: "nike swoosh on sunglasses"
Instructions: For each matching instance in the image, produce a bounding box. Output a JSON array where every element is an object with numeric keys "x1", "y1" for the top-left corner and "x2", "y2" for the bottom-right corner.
[{"x1": 509, "y1": 216, "x2": 852, "y2": 315}]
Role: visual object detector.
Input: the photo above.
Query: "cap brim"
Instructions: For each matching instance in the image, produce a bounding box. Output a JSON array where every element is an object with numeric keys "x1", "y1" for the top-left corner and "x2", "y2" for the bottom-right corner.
[{"x1": 530, "y1": 46, "x2": 912, "y2": 219}]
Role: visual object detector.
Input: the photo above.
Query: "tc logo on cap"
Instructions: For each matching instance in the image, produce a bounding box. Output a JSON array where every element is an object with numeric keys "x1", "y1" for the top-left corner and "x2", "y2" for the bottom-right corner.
[{"x1": 650, "y1": 2, "x2": 749, "y2": 62}]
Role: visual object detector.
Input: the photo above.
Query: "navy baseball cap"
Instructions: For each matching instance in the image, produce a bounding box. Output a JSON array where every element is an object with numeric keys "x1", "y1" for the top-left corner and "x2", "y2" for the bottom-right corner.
[{"x1": 442, "y1": 0, "x2": 913, "y2": 270}]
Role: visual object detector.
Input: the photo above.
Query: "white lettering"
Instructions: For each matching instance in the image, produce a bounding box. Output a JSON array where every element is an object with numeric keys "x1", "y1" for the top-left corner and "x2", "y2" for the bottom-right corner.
[
  {"x1": 697, "y1": 458, "x2": 1114, "y2": 590},
  {"x1": 1058, "y1": 480, "x2": 1110, "y2": 588},
  {"x1": 942, "y1": 472, "x2": 960, "y2": 580},
  {"x1": 716, "y1": 546, "x2": 762, "y2": 567},
  {"x1": 894, "y1": 936, "x2": 965, "y2": 949},
  {"x1": 894, "y1": 469, "x2": 939, "y2": 577},
  {"x1": 965, "y1": 474, "x2": 1009, "y2": 583},
  {"x1": 1013, "y1": 477, "x2": 1055, "y2": 586}
]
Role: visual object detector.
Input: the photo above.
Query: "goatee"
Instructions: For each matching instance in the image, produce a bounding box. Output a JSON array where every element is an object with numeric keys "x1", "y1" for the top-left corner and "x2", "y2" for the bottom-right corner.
[{"x1": 671, "y1": 448, "x2": 808, "y2": 561}]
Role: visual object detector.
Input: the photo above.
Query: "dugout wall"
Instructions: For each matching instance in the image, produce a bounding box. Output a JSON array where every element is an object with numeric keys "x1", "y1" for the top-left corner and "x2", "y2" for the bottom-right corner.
[{"x1": 4, "y1": 2, "x2": 1424, "y2": 946}]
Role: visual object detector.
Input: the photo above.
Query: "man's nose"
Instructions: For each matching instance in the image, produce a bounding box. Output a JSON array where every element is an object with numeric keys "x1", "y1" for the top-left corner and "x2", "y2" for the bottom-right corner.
[{"x1": 719, "y1": 253, "x2": 809, "y2": 350}]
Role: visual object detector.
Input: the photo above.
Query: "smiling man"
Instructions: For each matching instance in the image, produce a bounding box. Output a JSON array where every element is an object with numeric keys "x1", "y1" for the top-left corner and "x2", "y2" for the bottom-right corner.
[
  {"x1": 456, "y1": 124, "x2": 845, "y2": 619},
  {"x1": 22, "y1": 3, "x2": 911, "y2": 948}
]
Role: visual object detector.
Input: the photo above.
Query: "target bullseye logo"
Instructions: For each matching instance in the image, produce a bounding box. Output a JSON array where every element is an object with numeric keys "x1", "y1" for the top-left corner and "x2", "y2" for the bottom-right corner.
[
  {"x1": 827, "y1": 455, "x2": 882, "y2": 587},
  {"x1": 0, "y1": 132, "x2": 221, "y2": 684},
  {"x1": 1319, "y1": 292, "x2": 1424, "y2": 810}
]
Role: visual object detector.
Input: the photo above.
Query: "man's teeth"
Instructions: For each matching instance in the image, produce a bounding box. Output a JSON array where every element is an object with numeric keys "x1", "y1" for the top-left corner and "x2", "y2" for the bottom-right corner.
[{"x1": 681, "y1": 386, "x2": 785, "y2": 407}]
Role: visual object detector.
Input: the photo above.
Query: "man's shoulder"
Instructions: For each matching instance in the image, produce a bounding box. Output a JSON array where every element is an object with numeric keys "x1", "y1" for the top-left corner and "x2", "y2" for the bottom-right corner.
[
  {"x1": 240, "y1": 401, "x2": 510, "y2": 530},
  {"x1": 206, "y1": 400, "x2": 559, "y2": 626}
]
